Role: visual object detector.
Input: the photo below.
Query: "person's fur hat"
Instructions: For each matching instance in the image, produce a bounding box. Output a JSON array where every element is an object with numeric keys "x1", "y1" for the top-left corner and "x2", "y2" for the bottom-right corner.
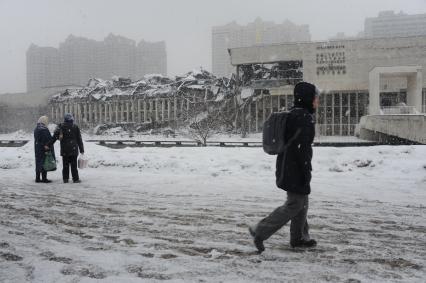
[
  {"x1": 64, "y1": 113, "x2": 74, "y2": 122},
  {"x1": 37, "y1": 116, "x2": 49, "y2": 126}
]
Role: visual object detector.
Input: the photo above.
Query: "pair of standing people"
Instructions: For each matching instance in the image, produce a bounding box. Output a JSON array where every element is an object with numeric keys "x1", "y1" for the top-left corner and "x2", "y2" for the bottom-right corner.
[{"x1": 34, "y1": 113, "x2": 84, "y2": 183}]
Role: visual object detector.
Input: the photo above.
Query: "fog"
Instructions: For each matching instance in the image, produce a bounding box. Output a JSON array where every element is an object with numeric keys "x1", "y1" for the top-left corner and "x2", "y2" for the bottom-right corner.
[{"x1": 0, "y1": 0, "x2": 425, "y2": 93}]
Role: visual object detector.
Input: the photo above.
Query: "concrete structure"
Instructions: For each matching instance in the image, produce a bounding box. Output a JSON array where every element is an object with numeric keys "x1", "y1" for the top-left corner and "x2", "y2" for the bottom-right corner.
[
  {"x1": 212, "y1": 18, "x2": 310, "y2": 78},
  {"x1": 369, "y1": 66, "x2": 423, "y2": 115},
  {"x1": 365, "y1": 11, "x2": 426, "y2": 38},
  {"x1": 26, "y1": 34, "x2": 167, "y2": 91},
  {"x1": 229, "y1": 35, "x2": 426, "y2": 136},
  {"x1": 359, "y1": 115, "x2": 426, "y2": 144}
]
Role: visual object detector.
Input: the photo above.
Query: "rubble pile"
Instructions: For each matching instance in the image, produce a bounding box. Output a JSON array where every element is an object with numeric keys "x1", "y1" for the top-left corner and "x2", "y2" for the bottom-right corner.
[{"x1": 49, "y1": 70, "x2": 236, "y2": 103}]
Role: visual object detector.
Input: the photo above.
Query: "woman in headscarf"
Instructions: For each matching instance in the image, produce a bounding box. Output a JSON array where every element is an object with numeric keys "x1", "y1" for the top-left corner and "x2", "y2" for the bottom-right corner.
[{"x1": 34, "y1": 116, "x2": 55, "y2": 183}]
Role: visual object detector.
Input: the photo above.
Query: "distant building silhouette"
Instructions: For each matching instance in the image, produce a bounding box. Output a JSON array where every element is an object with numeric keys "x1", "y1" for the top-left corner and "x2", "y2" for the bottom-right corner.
[
  {"x1": 26, "y1": 33, "x2": 167, "y2": 91},
  {"x1": 364, "y1": 11, "x2": 426, "y2": 38}
]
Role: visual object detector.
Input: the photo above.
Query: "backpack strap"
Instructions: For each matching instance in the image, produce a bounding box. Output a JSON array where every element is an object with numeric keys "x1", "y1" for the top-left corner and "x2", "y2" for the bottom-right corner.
[{"x1": 284, "y1": 128, "x2": 301, "y2": 148}]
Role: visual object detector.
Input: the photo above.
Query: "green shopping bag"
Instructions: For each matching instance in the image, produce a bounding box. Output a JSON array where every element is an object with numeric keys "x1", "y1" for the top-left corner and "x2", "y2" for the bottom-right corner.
[{"x1": 43, "y1": 152, "x2": 57, "y2": 171}]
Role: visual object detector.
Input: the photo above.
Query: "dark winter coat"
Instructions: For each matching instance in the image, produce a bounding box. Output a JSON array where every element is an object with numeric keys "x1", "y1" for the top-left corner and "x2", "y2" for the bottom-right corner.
[
  {"x1": 275, "y1": 107, "x2": 315, "y2": 195},
  {"x1": 51, "y1": 122, "x2": 84, "y2": 157},
  {"x1": 34, "y1": 123, "x2": 55, "y2": 172}
]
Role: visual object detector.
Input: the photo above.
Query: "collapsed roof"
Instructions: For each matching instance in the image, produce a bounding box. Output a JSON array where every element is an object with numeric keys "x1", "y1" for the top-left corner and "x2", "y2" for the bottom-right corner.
[{"x1": 49, "y1": 70, "x2": 236, "y2": 103}]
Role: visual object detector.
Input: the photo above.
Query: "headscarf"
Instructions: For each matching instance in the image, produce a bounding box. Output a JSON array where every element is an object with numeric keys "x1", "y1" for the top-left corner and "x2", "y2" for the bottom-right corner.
[{"x1": 37, "y1": 116, "x2": 49, "y2": 126}]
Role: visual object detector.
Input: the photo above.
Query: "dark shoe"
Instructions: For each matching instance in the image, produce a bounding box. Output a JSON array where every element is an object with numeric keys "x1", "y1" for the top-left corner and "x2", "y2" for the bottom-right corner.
[
  {"x1": 73, "y1": 179, "x2": 81, "y2": 183},
  {"x1": 35, "y1": 179, "x2": 42, "y2": 183},
  {"x1": 42, "y1": 179, "x2": 52, "y2": 183},
  {"x1": 248, "y1": 226, "x2": 265, "y2": 254},
  {"x1": 254, "y1": 237, "x2": 265, "y2": 254},
  {"x1": 290, "y1": 239, "x2": 317, "y2": 248},
  {"x1": 63, "y1": 179, "x2": 69, "y2": 183},
  {"x1": 248, "y1": 226, "x2": 256, "y2": 238}
]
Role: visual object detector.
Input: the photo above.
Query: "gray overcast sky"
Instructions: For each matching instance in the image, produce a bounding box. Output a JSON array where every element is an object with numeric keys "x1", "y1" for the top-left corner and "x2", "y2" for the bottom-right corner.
[{"x1": 0, "y1": 0, "x2": 425, "y2": 93}]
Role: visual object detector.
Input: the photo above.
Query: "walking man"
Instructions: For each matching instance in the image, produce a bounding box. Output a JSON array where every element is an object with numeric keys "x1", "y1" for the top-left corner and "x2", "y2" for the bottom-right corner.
[
  {"x1": 50, "y1": 113, "x2": 84, "y2": 183},
  {"x1": 249, "y1": 82, "x2": 319, "y2": 253}
]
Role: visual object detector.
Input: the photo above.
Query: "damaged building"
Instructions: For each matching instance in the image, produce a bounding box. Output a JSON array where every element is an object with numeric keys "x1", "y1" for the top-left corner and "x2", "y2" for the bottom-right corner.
[
  {"x1": 229, "y1": 34, "x2": 426, "y2": 136},
  {"x1": 47, "y1": 35, "x2": 426, "y2": 137},
  {"x1": 48, "y1": 70, "x2": 236, "y2": 133}
]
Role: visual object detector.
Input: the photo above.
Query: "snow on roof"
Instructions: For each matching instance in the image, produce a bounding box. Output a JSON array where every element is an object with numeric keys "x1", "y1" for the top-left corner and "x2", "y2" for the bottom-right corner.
[{"x1": 49, "y1": 70, "x2": 235, "y2": 103}]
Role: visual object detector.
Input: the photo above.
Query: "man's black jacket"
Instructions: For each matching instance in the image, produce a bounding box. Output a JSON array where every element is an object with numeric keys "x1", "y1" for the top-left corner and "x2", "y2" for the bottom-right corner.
[
  {"x1": 276, "y1": 107, "x2": 315, "y2": 195},
  {"x1": 51, "y1": 122, "x2": 84, "y2": 157}
]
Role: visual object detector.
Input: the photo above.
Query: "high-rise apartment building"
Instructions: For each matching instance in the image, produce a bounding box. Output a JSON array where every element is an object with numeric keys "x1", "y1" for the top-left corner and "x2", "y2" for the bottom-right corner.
[
  {"x1": 212, "y1": 18, "x2": 311, "y2": 78},
  {"x1": 364, "y1": 11, "x2": 426, "y2": 38},
  {"x1": 26, "y1": 34, "x2": 167, "y2": 91},
  {"x1": 136, "y1": 40, "x2": 167, "y2": 78}
]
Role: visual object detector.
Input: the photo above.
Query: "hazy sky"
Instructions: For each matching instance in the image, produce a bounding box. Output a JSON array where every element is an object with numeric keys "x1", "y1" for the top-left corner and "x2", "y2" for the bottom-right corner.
[{"x1": 0, "y1": 0, "x2": 425, "y2": 93}]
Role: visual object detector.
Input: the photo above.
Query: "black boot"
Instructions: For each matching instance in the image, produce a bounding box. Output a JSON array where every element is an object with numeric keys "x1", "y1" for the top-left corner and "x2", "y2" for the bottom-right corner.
[
  {"x1": 290, "y1": 239, "x2": 317, "y2": 248},
  {"x1": 35, "y1": 172, "x2": 42, "y2": 183},
  {"x1": 41, "y1": 171, "x2": 52, "y2": 183},
  {"x1": 249, "y1": 226, "x2": 265, "y2": 254}
]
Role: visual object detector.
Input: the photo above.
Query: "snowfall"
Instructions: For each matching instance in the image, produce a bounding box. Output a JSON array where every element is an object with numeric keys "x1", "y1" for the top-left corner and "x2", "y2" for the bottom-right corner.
[{"x1": 0, "y1": 134, "x2": 425, "y2": 282}]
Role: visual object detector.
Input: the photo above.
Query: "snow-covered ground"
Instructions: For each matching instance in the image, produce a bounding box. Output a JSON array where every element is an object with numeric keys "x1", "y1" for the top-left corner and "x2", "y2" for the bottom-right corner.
[
  {"x1": 0, "y1": 130, "x2": 371, "y2": 144},
  {"x1": 0, "y1": 142, "x2": 425, "y2": 282}
]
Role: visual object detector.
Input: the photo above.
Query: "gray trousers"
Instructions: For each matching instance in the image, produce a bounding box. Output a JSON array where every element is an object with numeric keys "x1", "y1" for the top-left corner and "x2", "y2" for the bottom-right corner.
[{"x1": 254, "y1": 192, "x2": 310, "y2": 242}]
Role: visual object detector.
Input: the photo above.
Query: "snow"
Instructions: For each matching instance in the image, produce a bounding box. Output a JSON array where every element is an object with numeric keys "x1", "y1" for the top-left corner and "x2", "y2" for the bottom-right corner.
[
  {"x1": 0, "y1": 142, "x2": 425, "y2": 282},
  {"x1": 241, "y1": 87, "x2": 254, "y2": 99},
  {"x1": 49, "y1": 69, "x2": 230, "y2": 103},
  {"x1": 0, "y1": 131, "x2": 374, "y2": 144}
]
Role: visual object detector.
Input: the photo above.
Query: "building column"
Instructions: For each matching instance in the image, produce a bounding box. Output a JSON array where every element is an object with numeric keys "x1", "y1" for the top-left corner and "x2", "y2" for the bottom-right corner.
[
  {"x1": 255, "y1": 99, "x2": 259, "y2": 132},
  {"x1": 355, "y1": 93, "x2": 360, "y2": 124},
  {"x1": 161, "y1": 99, "x2": 165, "y2": 122},
  {"x1": 407, "y1": 69, "x2": 423, "y2": 113},
  {"x1": 347, "y1": 93, "x2": 351, "y2": 135},
  {"x1": 323, "y1": 95, "x2": 327, "y2": 136},
  {"x1": 93, "y1": 102, "x2": 98, "y2": 124},
  {"x1": 155, "y1": 99, "x2": 159, "y2": 121},
  {"x1": 60, "y1": 105, "x2": 63, "y2": 121},
  {"x1": 104, "y1": 103, "x2": 108, "y2": 123},
  {"x1": 120, "y1": 102, "x2": 124, "y2": 122},
  {"x1": 248, "y1": 101, "x2": 252, "y2": 134},
  {"x1": 50, "y1": 106, "x2": 54, "y2": 122},
  {"x1": 331, "y1": 93, "x2": 335, "y2": 136},
  {"x1": 262, "y1": 93, "x2": 266, "y2": 125},
  {"x1": 368, "y1": 70, "x2": 380, "y2": 115},
  {"x1": 123, "y1": 101, "x2": 130, "y2": 123},
  {"x1": 277, "y1": 95, "x2": 281, "y2": 110},
  {"x1": 82, "y1": 104, "x2": 87, "y2": 123},
  {"x1": 98, "y1": 103, "x2": 102, "y2": 123},
  {"x1": 339, "y1": 93, "x2": 343, "y2": 135},
  {"x1": 149, "y1": 100, "x2": 154, "y2": 122},
  {"x1": 137, "y1": 100, "x2": 141, "y2": 123},
  {"x1": 285, "y1": 94, "x2": 288, "y2": 110},
  {"x1": 143, "y1": 101, "x2": 147, "y2": 122},
  {"x1": 174, "y1": 97, "x2": 177, "y2": 121},
  {"x1": 167, "y1": 99, "x2": 171, "y2": 121},
  {"x1": 108, "y1": 103, "x2": 112, "y2": 123},
  {"x1": 115, "y1": 102, "x2": 119, "y2": 123}
]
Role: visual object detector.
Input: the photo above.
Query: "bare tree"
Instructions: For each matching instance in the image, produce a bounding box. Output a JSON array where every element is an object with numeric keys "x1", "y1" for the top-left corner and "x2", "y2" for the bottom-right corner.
[{"x1": 178, "y1": 96, "x2": 224, "y2": 146}]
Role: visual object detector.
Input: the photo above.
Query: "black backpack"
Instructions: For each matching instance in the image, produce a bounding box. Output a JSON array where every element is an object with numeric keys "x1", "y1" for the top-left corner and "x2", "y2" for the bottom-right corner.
[{"x1": 262, "y1": 111, "x2": 300, "y2": 155}]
